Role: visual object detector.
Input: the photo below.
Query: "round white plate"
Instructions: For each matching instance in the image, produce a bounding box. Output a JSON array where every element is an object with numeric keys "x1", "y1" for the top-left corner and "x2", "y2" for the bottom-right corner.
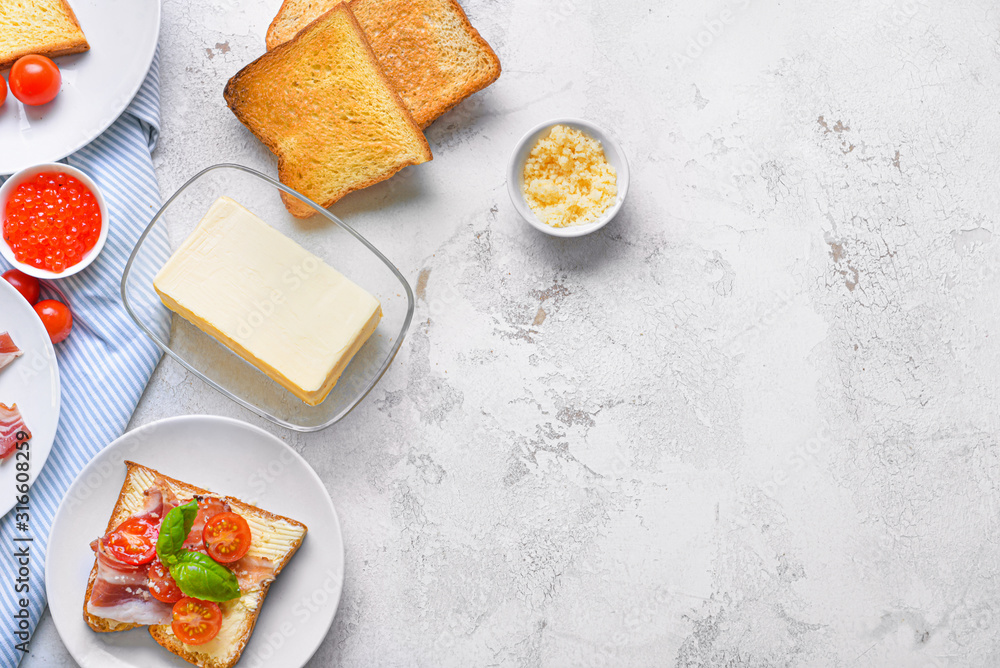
[
  {"x1": 0, "y1": 0, "x2": 161, "y2": 175},
  {"x1": 0, "y1": 278, "x2": 60, "y2": 515},
  {"x1": 47, "y1": 415, "x2": 344, "y2": 668}
]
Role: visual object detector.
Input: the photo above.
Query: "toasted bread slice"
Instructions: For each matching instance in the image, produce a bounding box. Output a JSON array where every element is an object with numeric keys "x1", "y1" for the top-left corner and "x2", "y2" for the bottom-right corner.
[
  {"x1": 84, "y1": 462, "x2": 308, "y2": 668},
  {"x1": 266, "y1": 0, "x2": 501, "y2": 128},
  {"x1": 0, "y1": 0, "x2": 89, "y2": 70},
  {"x1": 265, "y1": 0, "x2": 334, "y2": 48},
  {"x1": 225, "y1": 3, "x2": 432, "y2": 218}
]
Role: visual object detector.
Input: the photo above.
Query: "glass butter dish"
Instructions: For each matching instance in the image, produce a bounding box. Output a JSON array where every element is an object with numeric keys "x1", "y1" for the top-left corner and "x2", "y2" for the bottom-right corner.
[{"x1": 122, "y1": 164, "x2": 414, "y2": 432}]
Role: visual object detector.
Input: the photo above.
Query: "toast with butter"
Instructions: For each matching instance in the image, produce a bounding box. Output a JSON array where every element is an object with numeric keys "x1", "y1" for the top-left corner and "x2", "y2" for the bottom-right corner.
[
  {"x1": 84, "y1": 461, "x2": 308, "y2": 668},
  {"x1": 225, "y1": 3, "x2": 431, "y2": 217},
  {"x1": 0, "y1": 0, "x2": 89, "y2": 70},
  {"x1": 266, "y1": 0, "x2": 501, "y2": 128}
]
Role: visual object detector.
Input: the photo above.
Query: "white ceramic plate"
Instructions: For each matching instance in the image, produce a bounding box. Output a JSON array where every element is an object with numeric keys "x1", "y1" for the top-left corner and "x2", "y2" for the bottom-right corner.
[
  {"x1": 47, "y1": 415, "x2": 344, "y2": 668},
  {"x1": 0, "y1": 0, "x2": 161, "y2": 175},
  {"x1": 0, "y1": 278, "x2": 60, "y2": 515}
]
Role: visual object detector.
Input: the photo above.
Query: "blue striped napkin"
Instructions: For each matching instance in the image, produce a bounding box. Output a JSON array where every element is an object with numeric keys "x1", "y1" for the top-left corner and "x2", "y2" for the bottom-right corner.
[{"x1": 0, "y1": 49, "x2": 170, "y2": 667}]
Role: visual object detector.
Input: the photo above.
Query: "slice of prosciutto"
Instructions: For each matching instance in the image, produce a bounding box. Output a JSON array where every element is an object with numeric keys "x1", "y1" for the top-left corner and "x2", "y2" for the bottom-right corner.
[
  {"x1": 0, "y1": 403, "x2": 30, "y2": 460},
  {"x1": 229, "y1": 555, "x2": 276, "y2": 592},
  {"x1": 143, "y1": 477, "x2": 179, "y2": 520},
  {"x1": 183, "y1": 496, "x2": 231, "y2": 551},
  {"x1": 0, "y1": 332, "x2": 21, "y2": 373},
  {"x1": 86, "y1": 479, "x2": 178, "y2": 626},
  {"x1": 86, "y1": 539, "x2": 172, "y2": 625}
]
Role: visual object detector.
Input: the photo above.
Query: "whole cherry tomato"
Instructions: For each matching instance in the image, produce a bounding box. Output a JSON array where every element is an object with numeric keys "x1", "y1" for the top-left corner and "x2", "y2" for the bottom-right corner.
[
  {"x1": 2, "y1": 270, "x2": 40, "y2": 304},
  {"x1": 9, "y1": 55, "x2": 61, "y2": 106},
  {"x1": 33, "y1": 299, "x2": 72, "y2": 343},
  {"x1": 0, "y1": 75, "x2": 7, "y2": 108}
]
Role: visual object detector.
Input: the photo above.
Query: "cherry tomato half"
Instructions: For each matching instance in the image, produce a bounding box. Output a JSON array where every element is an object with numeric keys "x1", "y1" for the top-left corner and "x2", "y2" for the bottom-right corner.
[
  {"x1": 2, "y1": 270, "x2": 39, "y2": 305},
  {"x1": 203, "y1": 512, "x2": 252, "y2": 564},
  {"x1": 105, "y1": 515, "x2": 158, "y2": 566},
  {"x1": 183, "y1": 496, "x2": 230, "y2": 551},
  {"x1": 0, "y1": 75, "x2": 7, "y2": 108},
  {"x1": 33, "y1": 299, "x2": 72, "y2": 344},
  {"x1": 9, "y1": 55, "x2": 61, "y2": 106},
  {"x1": 172, "y1": 598, "x2": 223, "y2": 645},
  {"x1": 148, "y1": 559, "x2": 184, "y2": 604}
]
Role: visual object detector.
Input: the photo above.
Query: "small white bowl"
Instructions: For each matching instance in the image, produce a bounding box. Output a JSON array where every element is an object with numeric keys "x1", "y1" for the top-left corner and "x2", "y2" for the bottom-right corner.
[
  {"x1": 0, "y1": 163, "x2": 109, "y2": 279},
  {"x1": 507, "y1": 118, "x2": 630, "y2": 238}
]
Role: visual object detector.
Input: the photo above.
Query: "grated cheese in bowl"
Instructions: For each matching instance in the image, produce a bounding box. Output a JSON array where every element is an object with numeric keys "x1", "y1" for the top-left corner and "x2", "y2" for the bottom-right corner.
[{"x1": 521, "y1": 124, "x2": 618, "y2": 228}]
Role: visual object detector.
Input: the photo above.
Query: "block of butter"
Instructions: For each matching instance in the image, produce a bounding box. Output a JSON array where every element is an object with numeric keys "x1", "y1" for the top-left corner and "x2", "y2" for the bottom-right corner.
[{"x1": 153, "y1": 196, "x2": 382, "y2": 406}]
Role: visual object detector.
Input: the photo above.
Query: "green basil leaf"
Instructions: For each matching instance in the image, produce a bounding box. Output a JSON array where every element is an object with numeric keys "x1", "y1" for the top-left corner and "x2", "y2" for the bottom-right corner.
[
  {"x1": 156, "y1": 500, "x2": 198, "y2": 565},
  {"x1": 169, "y1": 551, "x2": 241, "y2": 602}
]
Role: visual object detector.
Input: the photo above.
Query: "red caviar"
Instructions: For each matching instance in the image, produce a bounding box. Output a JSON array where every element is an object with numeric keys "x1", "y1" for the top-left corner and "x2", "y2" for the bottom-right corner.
[{"x1": 3, "y1": 171, "x2": 101, "y2": 274}]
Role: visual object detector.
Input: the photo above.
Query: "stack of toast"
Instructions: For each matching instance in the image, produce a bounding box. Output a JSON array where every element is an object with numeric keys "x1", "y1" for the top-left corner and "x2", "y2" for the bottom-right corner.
[
  {"x1": 266, "y1": 0, "x2": 502, "y2": 129},
  {"x1": 225, "y1": 0, "x2": 501, "y2": 217}
]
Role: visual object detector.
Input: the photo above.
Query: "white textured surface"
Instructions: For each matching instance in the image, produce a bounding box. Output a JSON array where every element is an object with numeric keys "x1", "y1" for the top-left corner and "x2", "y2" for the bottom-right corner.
[{"x1": 25, "y1": 0, "x2": 1000, "y2": 665}]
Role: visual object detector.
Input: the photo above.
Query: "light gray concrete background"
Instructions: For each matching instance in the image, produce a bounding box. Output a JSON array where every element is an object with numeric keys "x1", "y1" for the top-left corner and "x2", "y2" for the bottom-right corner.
[{"x1": 25, "y1": 0, "x2": 1000, "y2": 665}]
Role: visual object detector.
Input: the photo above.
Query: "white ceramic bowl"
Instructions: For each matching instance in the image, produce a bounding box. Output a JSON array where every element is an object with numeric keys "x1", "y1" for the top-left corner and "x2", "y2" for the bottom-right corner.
[
  {"x1": 0, "y1": 162, "x2": 109, "y2": 278},
  {"x1": 507, "y1": 118, "x2": 630, "y2": 238}
]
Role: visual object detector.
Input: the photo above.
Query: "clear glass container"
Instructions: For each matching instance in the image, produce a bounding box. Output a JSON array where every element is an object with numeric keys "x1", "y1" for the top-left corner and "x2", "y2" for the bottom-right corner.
[{"x1": 121, "y1": 164, "x2": 414, "y2": 432}]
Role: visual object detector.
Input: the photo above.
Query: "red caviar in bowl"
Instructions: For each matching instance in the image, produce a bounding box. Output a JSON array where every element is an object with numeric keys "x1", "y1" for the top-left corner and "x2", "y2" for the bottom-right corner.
[{"x1": 2, "y1": 171, "x2": 101, "y2": 274}]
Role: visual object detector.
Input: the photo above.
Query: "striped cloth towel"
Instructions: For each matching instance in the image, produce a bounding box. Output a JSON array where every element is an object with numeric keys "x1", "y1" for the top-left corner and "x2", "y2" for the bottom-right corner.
[{"x1": 0, "y1": 49, "x2": 170, "y2": 667}]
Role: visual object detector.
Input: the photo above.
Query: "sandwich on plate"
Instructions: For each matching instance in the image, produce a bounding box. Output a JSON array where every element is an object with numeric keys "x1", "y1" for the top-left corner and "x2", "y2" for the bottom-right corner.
[{"x1": 84, "y1": 461, "x2": 307, "y2": 668}]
